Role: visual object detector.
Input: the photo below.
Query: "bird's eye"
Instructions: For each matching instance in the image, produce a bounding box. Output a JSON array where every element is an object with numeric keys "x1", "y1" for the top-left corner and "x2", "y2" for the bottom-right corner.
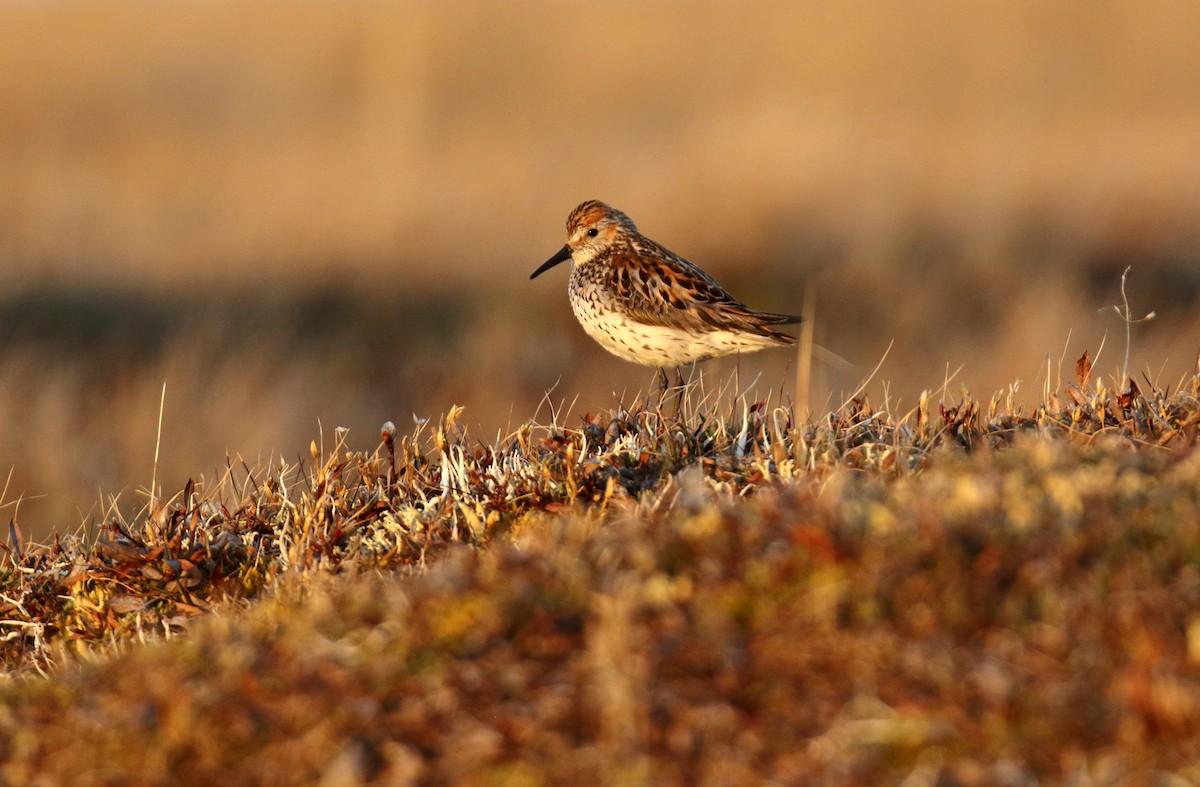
[{"x1": 586, "y1": 228, "x2": 598, "y2": 237}]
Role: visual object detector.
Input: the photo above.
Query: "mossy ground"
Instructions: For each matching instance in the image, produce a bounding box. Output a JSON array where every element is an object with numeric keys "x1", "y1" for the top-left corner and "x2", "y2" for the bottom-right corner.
[{"x1": 2, "y1": 371, "x2": 1200, "y2": 785}]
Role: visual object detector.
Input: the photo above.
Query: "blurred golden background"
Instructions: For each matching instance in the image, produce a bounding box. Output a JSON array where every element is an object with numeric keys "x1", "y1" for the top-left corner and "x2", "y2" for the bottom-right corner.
[{"x1": 2, "y1": 0, "x2": 1199, "y2": 534}]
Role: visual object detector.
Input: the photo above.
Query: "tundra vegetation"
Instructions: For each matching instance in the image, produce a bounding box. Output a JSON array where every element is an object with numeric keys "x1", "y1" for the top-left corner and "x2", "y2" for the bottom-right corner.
[{"x1": 2, "y1": 353, "x2": 1199, "y2": 785}]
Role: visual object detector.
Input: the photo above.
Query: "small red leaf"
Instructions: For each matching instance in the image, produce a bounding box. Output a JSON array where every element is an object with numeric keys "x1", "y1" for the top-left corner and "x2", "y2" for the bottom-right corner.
[{"x1": 1075, "y1": 350, "x2": 1092, "y2": 387}]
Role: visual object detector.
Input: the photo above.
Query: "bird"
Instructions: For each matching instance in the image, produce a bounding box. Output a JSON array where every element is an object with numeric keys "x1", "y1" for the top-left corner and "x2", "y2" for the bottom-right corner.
[{"x1": 530, "y1": 200, "x2": 800, "y2": 392}]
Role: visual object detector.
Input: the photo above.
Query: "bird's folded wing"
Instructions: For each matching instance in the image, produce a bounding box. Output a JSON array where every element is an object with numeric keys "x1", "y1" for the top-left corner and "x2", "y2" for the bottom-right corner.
[{"x1": 611, "y1": 249, "x2": 801, "y2": 336}]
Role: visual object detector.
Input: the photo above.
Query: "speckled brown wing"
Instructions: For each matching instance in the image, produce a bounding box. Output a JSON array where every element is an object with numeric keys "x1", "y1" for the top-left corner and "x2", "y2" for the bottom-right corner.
[{"x1": 608, "y1": 241, "x2": 800, "y2": 340}]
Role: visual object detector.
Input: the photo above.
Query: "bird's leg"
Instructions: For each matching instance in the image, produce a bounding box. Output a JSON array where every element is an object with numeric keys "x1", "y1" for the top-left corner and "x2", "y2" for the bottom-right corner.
[
  {"x1": 656, "y1": 367, "x2": 670, "y2": 404},
  {"x1": 671, "y1": 367, "x2": 687, "y2": 420},
  {"x1": 657, "y1": 366, "x2": 686, "y2": 420}
]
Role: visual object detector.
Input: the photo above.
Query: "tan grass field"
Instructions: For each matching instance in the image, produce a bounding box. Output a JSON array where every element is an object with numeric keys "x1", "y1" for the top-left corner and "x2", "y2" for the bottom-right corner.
[{"x1": 2, "y1": 0, "x2": 1200, "y2": 532}]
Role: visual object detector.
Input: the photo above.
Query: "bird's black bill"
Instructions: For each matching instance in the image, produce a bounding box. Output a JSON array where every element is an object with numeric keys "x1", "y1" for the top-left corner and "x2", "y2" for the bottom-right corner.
[{"x1": 529, "y1": 244, "x2": 573, "y2": 279}]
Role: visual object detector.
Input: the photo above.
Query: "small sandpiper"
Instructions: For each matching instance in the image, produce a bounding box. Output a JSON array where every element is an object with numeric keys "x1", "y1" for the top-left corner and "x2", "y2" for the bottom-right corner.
[{"x1": 531, "y1": 200, "x2": 800, "y2": 389}]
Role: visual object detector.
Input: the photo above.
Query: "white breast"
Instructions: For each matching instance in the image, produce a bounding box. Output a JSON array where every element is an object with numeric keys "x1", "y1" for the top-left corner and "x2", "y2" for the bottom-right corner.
[{"x1": 571, "y1": 303, "x2": 777, "y2": 366}]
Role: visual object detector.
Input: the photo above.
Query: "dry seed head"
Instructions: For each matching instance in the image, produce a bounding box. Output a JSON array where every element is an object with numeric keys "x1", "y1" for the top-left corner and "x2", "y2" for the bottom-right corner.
[{"x1": 381, "y1": 421, "x2": 397, "y2": 445}]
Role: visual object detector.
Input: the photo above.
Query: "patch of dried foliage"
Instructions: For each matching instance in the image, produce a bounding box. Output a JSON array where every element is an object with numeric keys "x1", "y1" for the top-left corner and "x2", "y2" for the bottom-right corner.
[{"x1": 1, "y1": 369, "x2": 1199, "y2": 783}]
